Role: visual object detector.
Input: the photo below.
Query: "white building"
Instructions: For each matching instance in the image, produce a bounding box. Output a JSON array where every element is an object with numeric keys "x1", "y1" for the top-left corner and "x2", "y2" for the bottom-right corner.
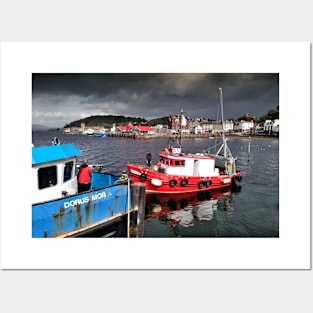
[
  {"x1": 192, "y1": 125, "x2": 203, "y2": 134},
  {"x1": 234, "y1": 120, "x2": 254, "y2": 133},
  {"x1": 224, "y1": 120, "x2": 234, "y2": 132},
  {"x1": 272, "y1": 119, "x2": 279, "y2": 133},
  {"x1": 264, "y1": 119, "x2": 279, "y2": 135}
]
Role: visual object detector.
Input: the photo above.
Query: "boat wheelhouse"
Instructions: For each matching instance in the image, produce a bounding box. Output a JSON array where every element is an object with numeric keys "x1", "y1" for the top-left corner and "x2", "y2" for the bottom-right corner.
[{"x1": 32, "y1": 142, "x2": 81, "y2": 204}]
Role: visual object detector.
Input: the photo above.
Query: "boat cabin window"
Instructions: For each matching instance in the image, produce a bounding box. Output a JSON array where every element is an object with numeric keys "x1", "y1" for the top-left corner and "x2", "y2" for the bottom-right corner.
[
  {"x1": 64, "y1": 161, "x2": 74, "y2": 182},
  {"x1": 38, "y1": 165, "x2": 57, "y2": 189},
  {"x1": 159, "y1": 156, "x2": 185, "y2": 167},
  {"x1": 174, "y1": 160, "x2": 185, "y2": 166}
]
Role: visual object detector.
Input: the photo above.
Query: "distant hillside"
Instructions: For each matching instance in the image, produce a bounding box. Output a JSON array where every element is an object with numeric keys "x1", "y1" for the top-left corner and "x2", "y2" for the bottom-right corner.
[
  {"x1": 64, "y1": 115, "x2": 148, "y2": 128},
  {"x1": 237, "y1": 108, "x2": 279, "y2": 122},
  {"x1": 147, "y1": 116, "x2": 169, "y2": 126},
  {"x1": 32, "y1": 124, "x2": 50, "y2": 131}
]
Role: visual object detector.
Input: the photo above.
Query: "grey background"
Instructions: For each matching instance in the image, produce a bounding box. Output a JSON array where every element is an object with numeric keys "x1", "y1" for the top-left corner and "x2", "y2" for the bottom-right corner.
[{"x1": 0, "y1": 1, "x2": 312, "y2": 313}]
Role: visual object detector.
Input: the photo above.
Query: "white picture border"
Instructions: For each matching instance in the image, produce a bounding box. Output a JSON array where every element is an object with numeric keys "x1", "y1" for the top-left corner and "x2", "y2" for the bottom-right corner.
[{"x1": 0, "y1": 42, "x2": 311, "y2": 269}]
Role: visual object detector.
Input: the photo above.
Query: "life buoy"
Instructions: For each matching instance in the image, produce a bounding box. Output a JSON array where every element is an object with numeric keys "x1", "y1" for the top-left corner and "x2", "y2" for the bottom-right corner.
[
  {"x1": 151, "y1": 178, "x2": 162, "y2": 187},
  {"x1": 206, "y1": 179, "x2": 212, "y2": 187},
  {"x1": 181, "y1": 178, "x2": 188, "y2": 187},
  {"x1": 198, "y1": 180, "x2": 206, "y2": 189},
  {"x1": 140, "y1": 173, "x2": 147, "y2": 181},
  {"x1": 169, "y1": 179, "x2": 177, "y2": 187}
]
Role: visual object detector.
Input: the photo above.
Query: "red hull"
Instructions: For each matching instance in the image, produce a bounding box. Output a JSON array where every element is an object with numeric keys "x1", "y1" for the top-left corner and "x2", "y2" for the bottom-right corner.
[{"x1": 127, "y1": 163, "x2": 241, "y2": 194}]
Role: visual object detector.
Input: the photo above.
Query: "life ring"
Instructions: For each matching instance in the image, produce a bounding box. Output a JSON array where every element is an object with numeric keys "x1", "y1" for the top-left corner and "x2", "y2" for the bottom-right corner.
[
  {"x1": 198, "y1": 180, "x2": 206, "y2": 189},
  {"x1": 140, "y1": 173, "x2": 147, "y2": 181},
  {"x1": 169, "y1": 179, "x2": 177, "y2": 187},
  {"x1": 180, "y1": 178, "x2": 188, "y2": 187},
  {"x1": 206, "y1": 179, "x2": 212, "y2": 187},
  {"x1": 151, "y1": 178, "x2": 162, "y2": 187}
]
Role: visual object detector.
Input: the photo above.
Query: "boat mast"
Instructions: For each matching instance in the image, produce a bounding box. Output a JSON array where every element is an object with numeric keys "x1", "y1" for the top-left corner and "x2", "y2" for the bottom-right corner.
[
  {"x1": 218, "y1": 87, "x2": 237, "y2": 175},
  {"x1": 178, "y1": 108, "x2": 183, "y2": 146},
  {"x1": 218, "y1": 87, "x2": 227, "y2": 158}
]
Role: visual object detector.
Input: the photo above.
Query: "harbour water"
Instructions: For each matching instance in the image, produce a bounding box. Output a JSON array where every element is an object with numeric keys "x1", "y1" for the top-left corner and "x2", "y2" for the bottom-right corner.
[{"x1": 32, "y1": 131, "x2": 279, "y2": 238}]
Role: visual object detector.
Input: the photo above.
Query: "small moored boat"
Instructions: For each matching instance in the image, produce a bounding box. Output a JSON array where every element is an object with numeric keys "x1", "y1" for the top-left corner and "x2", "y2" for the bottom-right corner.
[
  {"x1": 127, "y1": 88, "x2": 242, "y2": 194},
  {"x1": 93, "y1": 132, "x2": 109, "y2": 137}
]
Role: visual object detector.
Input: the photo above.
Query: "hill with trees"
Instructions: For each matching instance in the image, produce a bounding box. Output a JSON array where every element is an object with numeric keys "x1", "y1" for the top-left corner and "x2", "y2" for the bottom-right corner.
[
  {"x1": 237, "y1": 107, "x2": 279, "y2": 123},
  {"x1": 64, "y1": 115, "x2": 147, "y2": 128},
  {"x1": 257, "y1": 108, "x2": 279, "y2": 122},
  {"x1": 146, "y1": 116, "x2": 169, "y2": 126}
]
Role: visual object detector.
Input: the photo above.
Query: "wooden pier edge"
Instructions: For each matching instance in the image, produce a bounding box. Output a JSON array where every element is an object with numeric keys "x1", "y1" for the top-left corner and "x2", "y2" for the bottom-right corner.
[{"x1": 129, "y1": 182, "x2": 146, "y2": 238}]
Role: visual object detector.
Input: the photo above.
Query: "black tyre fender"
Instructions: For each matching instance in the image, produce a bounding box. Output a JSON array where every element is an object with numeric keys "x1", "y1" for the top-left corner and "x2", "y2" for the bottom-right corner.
[
  {"x1": 169, "y1": 179, "x2": 177, "y2": 187},
  {"x1": 140, "y1": 173, "x2": 147, "y2": 181},
  {"x1": 180, "y1": 178, "x2": 188, "y2": 187},
  {"x1": 206, "y1": 179, "x2": 212, "y2": 187},
  {"x1": 198, "y1": 180, "x2": 206, "y2": 189}
]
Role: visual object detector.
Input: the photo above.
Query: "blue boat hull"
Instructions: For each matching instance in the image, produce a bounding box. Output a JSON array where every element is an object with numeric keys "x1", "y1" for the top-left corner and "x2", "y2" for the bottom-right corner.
[
  {"x1": 93, "y1": 133, "x2": 109, "y2": 137},
  {"x1": 32, "y1": 174, "x2": 130, "y2": 238}
]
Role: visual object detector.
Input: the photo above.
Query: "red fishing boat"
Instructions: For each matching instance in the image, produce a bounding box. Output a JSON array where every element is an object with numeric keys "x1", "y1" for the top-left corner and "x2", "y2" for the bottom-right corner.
[{"x1": 127, "y1": 87, "x2": 242, "y2": 194}]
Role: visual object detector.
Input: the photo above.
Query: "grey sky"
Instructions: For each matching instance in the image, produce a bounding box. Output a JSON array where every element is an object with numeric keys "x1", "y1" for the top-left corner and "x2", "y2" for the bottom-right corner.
[{"x1": 32, "y1": 73, "x2": 279, "y2": 128}]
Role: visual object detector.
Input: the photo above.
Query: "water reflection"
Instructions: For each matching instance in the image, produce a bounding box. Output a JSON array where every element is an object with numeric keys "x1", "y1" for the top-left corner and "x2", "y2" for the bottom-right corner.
[{"x1": 145, "y1": 185, "x2": 241, "y2": 228}]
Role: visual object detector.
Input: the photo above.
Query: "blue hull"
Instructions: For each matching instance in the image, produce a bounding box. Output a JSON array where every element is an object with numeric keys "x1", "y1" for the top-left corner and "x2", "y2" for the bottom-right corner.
[
  {"x1": 32, "y1": 173, "x2": 130, "y2": 238},
  {"x1": 93, "y1": 133, "x2": 109, "y2": 137}
]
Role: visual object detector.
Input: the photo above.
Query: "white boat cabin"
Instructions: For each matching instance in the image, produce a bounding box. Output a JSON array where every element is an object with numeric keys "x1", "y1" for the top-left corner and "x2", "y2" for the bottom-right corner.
[
  {"x1": 158, "y1": 151, "x2": 219, "y2": 177},
  {"x1": 32, "y1": 143, "x2": 81, "y2": 204}
]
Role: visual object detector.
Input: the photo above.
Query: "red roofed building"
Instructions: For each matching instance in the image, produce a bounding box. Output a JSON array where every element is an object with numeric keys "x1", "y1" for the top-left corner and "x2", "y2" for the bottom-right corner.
[
  {"x1": 117, "y1": 122, "x2": 134, "y2": 133},
  {"x1": 134, "y1": 125, "x2": 156, "y2": 135},
  {"x1": 117, "y1": 125, "x2": 128, "y2": 133},
  {"x1": 116, "y1": 124, "x2": 155, "y2": 135}
]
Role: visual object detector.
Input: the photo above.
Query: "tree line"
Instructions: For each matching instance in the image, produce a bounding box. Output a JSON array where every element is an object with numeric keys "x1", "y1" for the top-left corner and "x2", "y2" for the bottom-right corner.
[
  {"x1": 237, "y1": 108, "x2": 279, "y2": 123},
  {"x1": 64, "y1": 115, "x2": 148, "y2": 129}
]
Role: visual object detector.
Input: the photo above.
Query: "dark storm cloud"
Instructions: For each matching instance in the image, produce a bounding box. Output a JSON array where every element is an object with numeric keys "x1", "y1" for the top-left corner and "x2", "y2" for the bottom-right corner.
[
  {"x1": 32, "y1": 73, "x2": 278, "y2": 127},
  {"x1": 33, "y1": 73, "x2": 161, "y2": 97}
]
